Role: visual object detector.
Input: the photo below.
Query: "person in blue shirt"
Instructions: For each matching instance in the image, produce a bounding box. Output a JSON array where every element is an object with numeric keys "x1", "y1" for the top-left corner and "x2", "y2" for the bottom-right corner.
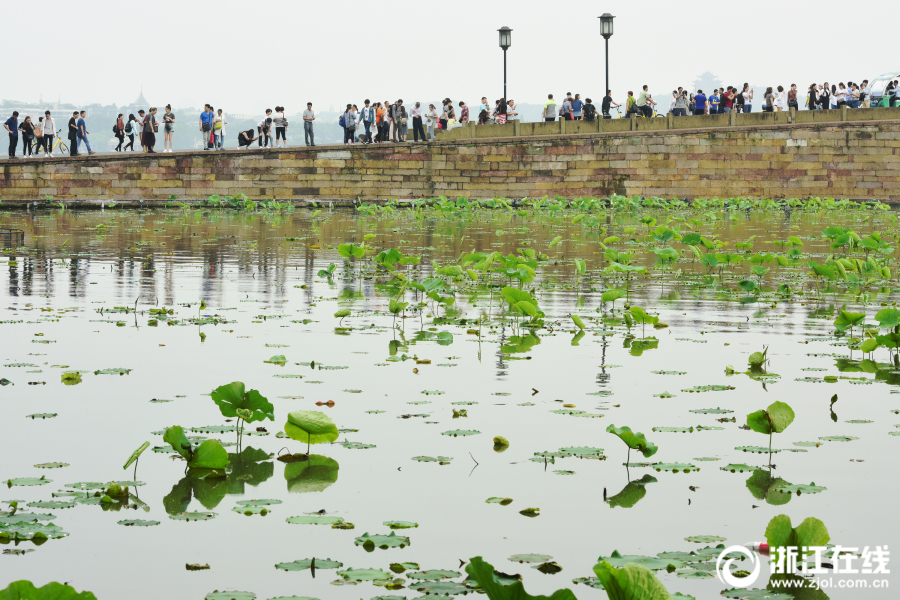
[
  {"x1": 4, "y1": 111, "x2": 19, "y2": 159},
  {"x1": 709, "y1": 90, "x2": 720, "y2": 115},
  {"x1": 198, "y1": 104, "x2": 214, "y2": 150},
  {"x1": 694, "y1": 90, "x2": 707, "y2": 115},
  {"x1": 76, "y1": 110, "x2": 95, "y2": 155},
  {"x1": 571, "y1": 94, "x2": 584, "y2": 120}
]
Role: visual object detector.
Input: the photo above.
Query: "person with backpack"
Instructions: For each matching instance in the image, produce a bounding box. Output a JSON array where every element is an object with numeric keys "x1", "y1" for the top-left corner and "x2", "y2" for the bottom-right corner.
[
  {"x1": 272, "y1": 106, "x2": 288, "y2": 147},
  {"x1": 342, "y1": 104, "x2": 358, "y2": 145},
  {"x1": 359, "y1": 100, "x2": 374, "y2": 144},
  {"x1": 391, "y1": 100, "x2": 405, "y2": 143},
  {"x1": 113, "y1": 113, "x2": 125, "y2": 151},
  {"x1": 123, "y1": 114, "x2": 137, "y2": 151}
]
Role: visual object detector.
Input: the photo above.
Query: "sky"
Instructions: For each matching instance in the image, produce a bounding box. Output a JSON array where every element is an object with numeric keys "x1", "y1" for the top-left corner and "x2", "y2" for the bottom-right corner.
[{"x1": 10, "y1": 1, "x2": 899, "y2": 115}]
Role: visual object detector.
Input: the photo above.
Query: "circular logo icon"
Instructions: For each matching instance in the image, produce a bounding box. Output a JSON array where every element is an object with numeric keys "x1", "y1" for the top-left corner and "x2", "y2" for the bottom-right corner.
[{"x1": 716, "y1": 545, "x2": 760, "y2": 588}]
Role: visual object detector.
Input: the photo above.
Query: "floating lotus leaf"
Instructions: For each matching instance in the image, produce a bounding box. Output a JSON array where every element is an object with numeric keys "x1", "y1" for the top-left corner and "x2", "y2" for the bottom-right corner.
[
  {"x1": 340, "y1": 441, "x2": 376, "y2": 449},
  {"x1": 389, "y1": 562, "x2": 420, "y2": 573},
  {"x1": 467, "y1": 557, "x2": 573, "y2": 598},
  {"x1": 605, "y1": 425, "x2": 658, "y2": 458},
  {"x1": 1, "y1": 513, "x2": 56, "y2": 523},
  {"x1": 650, "y1": 463, "x2": 699, "y2": 473},
  {"x1": 819, "y1": 435, "x2": 858, "y2": 442},
  {"x1": 653, "y1": 392, "x2": 676, "y2": 398},
  {"x1": 412, "y1": 456, "x2": 452, "y2": 463},
  {"x1": 276, "y1": 557, "x2": 343, "y2": 571},
  {"x1": 676, "y1": 569, "x2": 714, "y2": 579},
  {"x1": 235, "y1": 498, "x2": 281, "y2": 507},
  {"x1": 384, "y1": 520, "x2": 418, "y2": 529},
  {"x1": 550, "y1": 409, "x2": 584, "y2": 415},
  {"x1": 25, "y1": 413, "x2": 57, "y2": 420},
  {"x1": 286, "y1": 515, "x2": 343, "y2": 525},
  {"x1": 354, "y1": 531, "x2": 410, "y2": 549},
  {"x1": 365, "y1": 410, "x2": 386, "y2": 414},
  {"x1": 6, "y1": 476, "x2": 50, "y2": 487},
  {"x1": 651, "y1": 370, "x2": 686, "y2": 375},
  {"x1": 284, "y1": 455, "x2": 339, "y2": 494},
  {"x1": 721, "y1": 589, "x2": 794, "y2": 600},
  {"x1": 264, "y1": 355, "x2": 287, "y2": 365},
  {"x1": 681, "y1": 385, "x2": 735, "y2": 393},
  {"x1": 535, "y1": 562, "x2": 563, "y2": 574},
  {"x1": 191, "y1": 425, "x2": 237, "y2": 434},
  {"x1": 407, "y1": 570, "x2": 461, "y2": 581},
  {"x1": 233, "y1": 505, "x2": 271, "y2": 515},
  {"x1": 169, "y1": 511, "x2": 217, "y2": 521},
  {"x1": 693, "y1": 457, "x2": 720, "y2": 461},
  {"x1": 0, "y1": 581, "x2": 97, "y2": 600},
  {"x1": 117, "y1": 519, "x2": 159, "y2": 526},
  {"x1": 34, "y1": 463, "x2": 68, "y2": 469},
  {"x1": 27, "y1": 500, "x2": 74, "y2": 509},
  {"x1": 689, "y1": 407, "x2": 733, "y2": 414},
  {"x1": 337, "y1": 568, "x2": 393, "y2": 581},
  {"x1": 571, "y1": 577, "x2": 604, "y2": 589},
  {"x1": 0, "y1": 520, "x2": 68, "y2": 540},
  {"x1": 685, "y1": 535, "x2": 726, "y2": 543},
  {"x1": 771, "y1": 482, "x2": 827, "y2": 495},
  {"x1": 558, "y1": 447, "x2": 603, "y2": 457},
  {"x1": 735, "y1": 446, "x2": 782, "y2": 454},
  {"x1": 94, "y1": 368, "x2": 132, "y2": 375},
  {"x1": 509, "y1": 554, "x2": 553, "y2": 564},
  {"x1": 721, "y1": 464, "x2": 762, "y2": 473},
  {"x1": 407, "y1": 581, "x2": 470, "y2": 595},
  {"x1": 596, "y1": 550, "x2": 684, "y2": 571},
  {"x1": 652, "y1": 427, "x2": 693, "y2": 433},
  {"x1": 657, "y1": 551, "x2": 700, "y2": 562},
  {"x1": 691, "y1": 544, "x2": 742, "y2": 559},
  {"x1": 285, "y1": 411, "x2": 339, "y2": 445},
  {"x1": 486, "y1": 498, "x2": 514, "y2": 505},
  {"x1": 204, "y1": 592, "x2": 255, "y2": 600},
  {"x1": 592, "y1": 561, "x2": 672, "y2": 600},
  {"x1": 441, "y1": 430, "x2": 480, "y2": 437}
]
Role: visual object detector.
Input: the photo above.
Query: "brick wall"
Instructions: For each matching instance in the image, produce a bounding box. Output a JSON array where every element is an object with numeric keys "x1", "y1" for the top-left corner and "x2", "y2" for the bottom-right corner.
[{"x1": 2, "y1": 112, "x2": 899, "y2": 204}]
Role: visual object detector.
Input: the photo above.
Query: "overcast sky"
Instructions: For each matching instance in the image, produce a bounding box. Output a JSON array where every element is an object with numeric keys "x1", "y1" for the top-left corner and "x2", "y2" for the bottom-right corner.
[{"x1": 13, "y1": 1, "x2": 898, "y2": 114}]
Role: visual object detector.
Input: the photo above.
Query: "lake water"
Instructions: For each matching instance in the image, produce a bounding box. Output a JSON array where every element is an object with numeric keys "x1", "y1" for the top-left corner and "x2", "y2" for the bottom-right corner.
[{"x1": 0, "y1": 203, "x2": 896, "y2": 599}]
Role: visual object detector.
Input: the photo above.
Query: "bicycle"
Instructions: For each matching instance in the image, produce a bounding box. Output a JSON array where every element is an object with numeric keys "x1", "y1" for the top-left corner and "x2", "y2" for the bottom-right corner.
[
  {"x1": 31, "y1": 129, "x2": 68, "y2": 155},
  {"x1": 612, "y1": 105, "x2": 664, "y2": 119}
]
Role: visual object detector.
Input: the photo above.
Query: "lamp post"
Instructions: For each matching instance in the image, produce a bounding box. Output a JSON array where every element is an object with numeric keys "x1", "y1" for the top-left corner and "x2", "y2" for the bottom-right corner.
[
  {"x1": 498, "y1": 27, "x2": 512, "y2": 100},
  {"x1": 599, "y1": 14, "x2": 615, "y2": 98}
]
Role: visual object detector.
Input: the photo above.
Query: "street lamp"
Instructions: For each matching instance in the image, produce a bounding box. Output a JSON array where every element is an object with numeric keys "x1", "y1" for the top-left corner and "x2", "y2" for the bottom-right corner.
[
  {"x1": 498, "y1": 27, "x2": 512, "y2": 101},
  {"x1": 598, "y1": 14, "x2": 615, "y2": 100}
]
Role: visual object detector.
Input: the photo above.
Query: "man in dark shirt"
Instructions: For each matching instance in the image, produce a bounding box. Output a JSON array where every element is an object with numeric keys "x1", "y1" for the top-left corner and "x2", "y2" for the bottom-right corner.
[
  {"x1": 238, "y1": 129, "x2": 258, "y2": 148},
  {"x1": 601, "y1": 90, "x2": 619, "y2": 119},
  {"x1": 77, "y1": 110, "x2": 95, "y2": 155},
  {"x1": 3, "y1": 111, "x2": 19, "y2": 159},
  {"x1": 67, "y1": 111, "x2": 79, "y2": 156}
]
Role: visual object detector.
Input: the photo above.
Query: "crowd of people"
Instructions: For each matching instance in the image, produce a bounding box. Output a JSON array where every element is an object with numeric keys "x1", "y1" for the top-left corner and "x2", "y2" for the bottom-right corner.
[{"x1": 3, "y1": 79, "x2": 899, "y2": 158}]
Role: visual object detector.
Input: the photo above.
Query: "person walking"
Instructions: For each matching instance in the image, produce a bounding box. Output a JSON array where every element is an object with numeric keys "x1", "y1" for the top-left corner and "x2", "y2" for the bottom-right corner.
[
  {"x1": 40, "y1": 111, "x2": 55, "y2": 156},
  {"x1": 162, "y1": 105, "x2": 175, "y2": 152},
  {"x1": 144, "y1": 107, "x2": 158, "y2": 153},
  {"x1": 426, "y1": 104, "x2": 438, "y2": 141},
  {"x1": 438, "y1": 99, "x2": 449, "y2": 132},
  {"x1": 693, "y1": 90, "x2": 707, "y2": 115},
  {"x1": 582, "y1": 97, "x2": 598, "y2": 121},
  {"x1": 76, "y1": 110, "x2": 95, "y2": 155},
  {"x1": 741, "y1": 84, "x2": 753, "y2": 113},
  {"x1": 114, "y1": 113, "x2": 125, "y2": 151},
  {"x1": 4, "y1": 111, "x2": 19, "y2": 159},
  {"x1": 135, "y1": 109, "x2": 146, "y2": 150},
  {"x1": 773, "y1": 86, "x2": 785, "y2": 112},
  {"x1": 601, "y1": 90, "x2": 618, "y2": 118},
  {"x1": 763, "y1": 87, "x2": 775, "y2": 113},
  {"x1": 302, "y1": 102, "x2": 315, "y2": 146},
  {"x1": 398, "y1": 101, "x2": 408, "y2": 141},
  {"x1": 18, "y1": 115, "x2": 35, "y2": 158},
  {"x1": 410, "y1": 102, "x2": 426, "y2": 142},
  {"x1": 272, "y1": 106, "x2": 287, "y2": 148},
  {"x1": 199, "y1": 104, "x2": 213, "y2": 150},
  {"x1": 344, "y1": 104, "x2": 358, "y2": 145},
  {"x1": 123, "y1": 114, "x2": 137, "y2": 151},
  {"x1": 542, "y1": 94, "x2": 557, "y2": 121},
  {"x1": 390, "y1": 100, "x2": 402, "y2": 143},
  {"x1": 67, "y1": 111, "x2": 79, "y2": 156},
  {"x1": 360, "y1": 100, "x2": 374, "y2": 144},
  {"x1": 807, "y1": 84, "x2": 818, "y2": 110},
  {"x1": 818, "y1": 83, "x2": 830, "y2": 111},
  {"x1": 214, "y1": 109, "x2": 226, "y2": 149}
]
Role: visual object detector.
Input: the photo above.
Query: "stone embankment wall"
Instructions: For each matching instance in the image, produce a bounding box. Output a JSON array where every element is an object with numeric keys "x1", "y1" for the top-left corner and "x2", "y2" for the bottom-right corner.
[{"x1": 1, "y1": 108, "x2": 899, "y2": 205}]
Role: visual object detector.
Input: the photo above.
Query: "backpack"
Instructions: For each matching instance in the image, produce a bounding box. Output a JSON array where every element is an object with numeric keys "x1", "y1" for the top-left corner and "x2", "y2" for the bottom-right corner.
[
  {"x1": 125, "y1": 121, "x2": 133, "y2": 134},
  {"x1": 112, "y1": 123, "x2": 118, "y2": 134},
  {"x1": 584, "y1": 104, "x2": 596, "y2": 119},
  {"x1": 339, "y1": 114, "x2": 346, "y2": 127}
]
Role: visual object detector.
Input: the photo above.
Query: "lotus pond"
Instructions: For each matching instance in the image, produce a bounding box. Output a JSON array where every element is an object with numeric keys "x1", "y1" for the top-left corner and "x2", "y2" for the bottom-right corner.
[{"x1": 1, "y1": 197, "x2": 899, "y2": 600}]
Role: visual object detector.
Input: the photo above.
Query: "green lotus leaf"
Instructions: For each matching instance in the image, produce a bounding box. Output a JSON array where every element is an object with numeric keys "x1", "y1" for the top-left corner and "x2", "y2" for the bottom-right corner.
[
  {"x1": 649, "y1": 463, "x2": 698, "y2": 473},
  {"x1": 735, "y1": 446, "x2": 782, "y2": 454},
  {"x1": 571, "y1": 577, "x2": 604, "y2": 589},
  {"x1": 337, "y1": 568, "x2": 393, "y2": 581},
  {"x1": 408, "y1": 581, "x2": 471, "y2": 595},
  {"x1": 93, "y1": 368, "x2": 132, "y2": 376},
  {"x1": 721, "y1": 464, "x2": 762, "y2": 473},
  {"x1": 26, "y1": 501, "x2": 73, "y2": 509},
  {"x1": 354, "y1": 531, "x2": 410, "y2": 549},
  {"x1": 771, "y1": 482, "x2": 827, "y2": 495},
  {"x1": 275, "y1": 557, "x2": 342, "y2": 571},
  {"x1": 204, "y1": 592, "x2": 254, "y2": 600},
  {"x1": 592, "y1": 560, "x2": 673, "y2": 600},
  {"x1": 834, "y1": 310, "x2": 865, "y2": 331},
  {"x1": 26, "y1": 413, "x2": 57, "y2": 420},
  {"x1": 407, "y1": 570, "x2": 461, "y2": 581},
  {"x1": 169, "y1": 511, "x2": 217, "y2": 521},
  {"x1": 684, "y1": 535, "x2": 725, "y2": 543},
  {"x1": 163, "y1": 426, "x2": 193, "y2": 461},
  {"x1": 606, "y1": 424, "x2": 658, "y2": 458},
  {"x1": 412, "y1": 456, "x2": 453, "y2": 463},
  {"x1": 284, "y1": 455, "x2": 339, "y2": 494},
  {"x1": 765, "y1": 514, "x2": 830, "y2": 558},
  {"x1": 509, "y1": 554, "x2": 553, "y2": 564},
  {"x1": 652, "y1": 427, "x2": 693, "y2": 433},
  {"x1": 466, "y1": 556, "x2": 576, "y2": 599},
  {"x1": 286, "y1": 515, "x2": 343, "y2": 525},
  {"x1": 819, "y1": 435, "x2": 858, "y2": 442},
  {"x1": 486, "y1": 498, "x2": 514, "y2": 505},
  {"x1": 6, "y1": 476, "x2": 50, "y2": 487},
  {"x1": 211, "y1": 382, "x2": 274, "y2": 423},
  {"x1": 384, "y1": 520, "x2": 418, "y2": 529},
  {"x1": 596, "y1": 549, "x2": 684, "y2": 571},
  {"x1": 123, "y1": 442, "x2": 149, "y2": 470},
  {"x1": 442, "y1": 429, "x2": 481, "y2": 437},
  {"x1": 0, "y1": 521, "x2": 68, "y2": 540},
  {"x1": 117, "y1": 519, "x2": 159, "y2": 526},
  {"x1": 689, "y1": 407, "x2": 732, "y2": 414},
  {"x1": 0, "y1": 581, "x2": 97, "y2": 600},
  {"x1": 721, "y1": 587, "x2": 794, "y2": 599},
  {"x1": 187, "y1": 440, "x2": 229, "y2": 470},
  {"x1": 284, "y1": 411, "x2": 339, "y2": 445}
]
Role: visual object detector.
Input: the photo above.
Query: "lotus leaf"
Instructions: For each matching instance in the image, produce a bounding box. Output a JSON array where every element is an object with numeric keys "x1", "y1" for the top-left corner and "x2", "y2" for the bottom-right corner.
[
  {"x1": 408, "y1": 581, "x2": 470, "y2": 595},
  {"x1": 0, "y1": 581, "x2": 97, "y2": 600},
  {"x1": 26, "y1": 413, "x2": 57, "y2": 419},
  {"x1": 286, "y1": 515, "x2": 343, "y2": 525},
  {"x1": 596, "y1": 550, "x2": 684, "y2": 571},
  {"x1": 441, "y1": 429, "x2": 480, "y2": 437},
  {"x1": 606, "y1": 425, "x2": 658, "y2": 458},
  {"x1": 819, "y1": 435, "x2": 858, "y2": 442},
  {"x1": 466, "y1": 557, "x2": 576, "y2": 600},
  {"x1": 721, "y1": 589, "x2": 793, "y2": 600},
  {"x1": 735, "y1": 446, "x2": 782, "y2": 454},
  {"x1": 34, "y1": 463, "x2": 68, "y2": 469},
  {"x1": 276, "y1": 558, "x2": 343, "y2": 571},
  {"x1": 354, "y1": 531, "x2": 410, "y2": 549},
  {"x1": 211, "y1": 382, "x2": 274, "y2": 423},
  {"x1": 771, "y1": 482, "x2": 827, "y2": 495},
  {"x1": 117, "y1": 519, "x2": 159, "y2": 526},
  {"x1": 685, "y1": 535, "x2": 725, "y2": 543},
  {"x1": 721, "y1": 464, "x2": 762, "y2": 473},
  {"x1": 285, "y1": 411, "x2": 339, "y2": 445},
  {"x1": 571, "y1": 577, "x2": 604, "y2": 589},
  {"x1": 284, "y1": 455, "x2": 339, "y2": 493},
  {"x1": 6, "y1": 477, "x2": 50, "y2": 487},
  {"x1": 93, "y1": 368, "x2": 131, "y2": 375},
  {"x1": 509, "y1": 554, "x2": 553, "y2": 564},
  {"x1": 592, "y1": 560, "x2": 673, "y2": 600},
  {"x1": 340, "y1": 441, "x2": 376, "y2": 449},
  {"x1": 384, "y1": 520, "x2": 418, "y2": 529},
  {"x1": 0, "y1": 521, "x2": 68, "y2": 540},
  {"x1": 26, "y1": 500, "x2": 74, "y2": 509},
  {"x1": 690, "y1": 407, "x2": 732, "y2": 414},
  {"x1": 652, "y1": 427, "x2": 693, "y2": 433},
  {"x1": 765, "y1": 514, "x2": 830, "y2": 558},
  {"x1": 204, "y1": 592, "x2": 255, "y2": 600},
  {"x1": 169, "y1": 511, "x2": 217, "y2": 521},
  {"x1": 412, "y1": 456, "x2": 453, "y2": 463},
  {"x1": 337, "y1": 568, "x2": 393, "y2": 581},
  {"x1": 559, "y1": 447, "x2": 603, "y2": 457}
]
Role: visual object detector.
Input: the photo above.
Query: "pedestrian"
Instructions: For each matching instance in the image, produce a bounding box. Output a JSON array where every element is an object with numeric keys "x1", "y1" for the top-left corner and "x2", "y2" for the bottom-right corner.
[
  {"x1": 426, "y1": 104, "x2": 438, "y2": 141},
  {"x1": 4, "y1": 111, "x2": 19, "y2": 159},
  {"x1": 199, "y1": 104, "x2": 213, "y2": 150},
  {"x1": 496, "y1": 98, "x2": 507, "y2": 124},
  {"x1": 763, "y1": 87, "x2": 775, "y2": 113},
  {"x1": 572, "y1": 93, "x2": 583, "y2": 121},
  {"x1": 599, "y1": 90, "x2": 617, "y2": 119},
  {"x1": 215, "y1": 109, "x2": 226, "y2": 149},
  {"x1": 668, "y1": 90, "x2": 677, "y2": 115},
  {"x1": 271, "y1": 106, "x2": 287, "y2": 148},
  {"x1": 458, "y1": 101, "x2": 469, "y2": 124},
  {"x1": 258, "y1": 108, "x2": 273, "y2": 147},
  {"x1": 343, "y1": 104, "x2": 358, "y2": 145},
  {"x1": 835, "y1": 83, "x2": 848, "y2": 108},
  {"x1": 693, "y1": 90, "x2": 707, "y2": 116},
  {"x1": 506, "y1": 99, "x2": 518, "y2": 121},
  {"x1": 673, "y1": 90, "x2": 687, "y2": 117},
  {"x1": 583, "y1": 97, "x2": 598, "y2": 121},
  {"x1": 135, "y1": 109, "x2": 146, "y2": 150},
  {"x1": 302, "y1": 102, "x2": 315, "y2": 146},
  {"x1": 411, "y1": 102, "x2": 426, "y2": 142},
  {"x1": 162, "y1": 105, "x2": 175, "y2": 152},
  {"x1": 774, "y1": 86, "x2": 785, "y2": 112},
  {"x1": 479, "y1": 96, "x2": 489, "y2": 119},
  {"x1": 636, "y1": 85, "x2": 656, "y2": 117},
  {"x1": 391, "y1": 100, "x2": 403, "y2": 143},
  {"x1": 721, "y1": 87, "x2": 734, "y2": 114},
  {"x1": 18, "y1": 115, "x2": 35, "y2": 158},
  {"x1": 238, "y1": 128, "x2": 259, "y2": 148},
  {"x1": 76, "y1": 110, "x2": 95, "y2": 155},
  {"x1": 372, "y1": 102, "x2": 383, "y2": 143},
  {"x1": 437, "y1": 99, "x2": 448, "y2": 132},
  {"x1": 124, "y1": 114, "x2": 137, "y2": 151},
  {"x1": 541, "y1": 94, "x2": 557, "y2": 121},
  {"x1": 144, "y1": 107, "x2": 158, "y2": 153},
  {"x1": 397, "y1": 100, "x2": 408, "y2": 142},
  {"x1": 478, "y1": 106, "x2": 489, "y2": 125},
  {"x1": 114, "y1": 113, "x2": 125, "y2": 151},
  {"x1": 741, "y1": 84, "x2": 753, "y2": 113},
  {"x1": 360, "y1": 100, "x2": 374, "y2": 144},
  {"x1": 807, "y1": 84, "x2": 818, "y2": 110},
  {"x1": 787, "y1": 84, "x2": 799, "y2": 111},
  {"x1": 67, "y1": 111, "x2": 79, "y2": 156},
  {"x1": 859, "y1": 80, "x2": 870, "y2": 108},
  {"x1": 561, "y1": 95, "x2": 573, "y2": 120},
  {"x1": 40, "y1": 111, "x2": 55, "y2": 156},
  {"x1": 818, "y1": 83, "x2": 830, "y2": 111},
  {"x1": 709, "y1": 89, "x2": 720, "y2": 115}
]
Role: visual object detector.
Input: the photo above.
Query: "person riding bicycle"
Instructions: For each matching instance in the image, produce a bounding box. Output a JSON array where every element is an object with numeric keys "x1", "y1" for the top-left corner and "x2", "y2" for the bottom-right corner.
[{"x1": 635, "y1": 85, "x2": 656, "y2": 118}]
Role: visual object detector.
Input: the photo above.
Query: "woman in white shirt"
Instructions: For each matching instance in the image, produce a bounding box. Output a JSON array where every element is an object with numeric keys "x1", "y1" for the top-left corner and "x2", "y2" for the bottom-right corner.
[
  {"x1": 774, "y1": 86, "x2": 785, "y2": 112},
  {"x1": 426, "y1": 104, "x2": 438, "y2": 141},
  {"x1": 742, "y1": 85, "x2": 753, "y2": 113},
  {"x1": 215, "y1": 110, "x2": 226, "y2": 149},
  {"x1": 40, "y1": 111, "x2": 55, "y2": 157}
]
